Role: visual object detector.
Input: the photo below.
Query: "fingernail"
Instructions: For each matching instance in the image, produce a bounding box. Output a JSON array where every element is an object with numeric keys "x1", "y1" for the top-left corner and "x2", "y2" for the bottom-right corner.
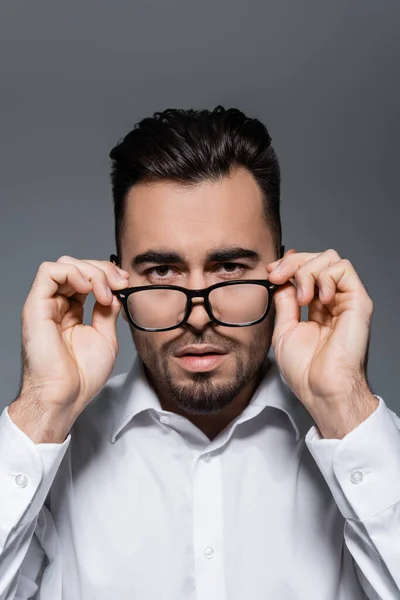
[
  {"x1": 116, "y1": 273, "x2": 128, "y2": 283},
  {"x1": 297, "y1": 287, "x2": 302, "y2": 300}
]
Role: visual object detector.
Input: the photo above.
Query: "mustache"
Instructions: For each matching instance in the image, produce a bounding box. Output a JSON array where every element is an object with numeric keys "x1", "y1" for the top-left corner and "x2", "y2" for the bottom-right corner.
[{"x1": 164, "y1": 333, "x2": 239, "y2": 355}]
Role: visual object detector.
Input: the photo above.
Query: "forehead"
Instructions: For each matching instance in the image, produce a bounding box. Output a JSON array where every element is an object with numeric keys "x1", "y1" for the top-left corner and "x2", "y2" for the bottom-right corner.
[{"x1": 122, "y1": 167, "x2": 273, "y2": 256}]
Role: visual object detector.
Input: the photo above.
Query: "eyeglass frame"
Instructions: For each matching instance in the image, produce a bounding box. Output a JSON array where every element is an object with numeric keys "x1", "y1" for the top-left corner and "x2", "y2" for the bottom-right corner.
[{"x1": 109, "y1": 245, "x2": 285, "y2": 332}]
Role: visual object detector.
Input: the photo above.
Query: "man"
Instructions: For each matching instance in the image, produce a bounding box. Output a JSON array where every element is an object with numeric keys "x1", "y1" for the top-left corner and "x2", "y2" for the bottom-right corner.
[{"x1": 1, "y1": 106, "x2": 399, "y2": 599}]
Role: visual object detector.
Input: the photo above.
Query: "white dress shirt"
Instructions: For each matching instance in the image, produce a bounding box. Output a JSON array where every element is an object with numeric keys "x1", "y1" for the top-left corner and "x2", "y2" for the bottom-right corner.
[{"x1": 1, "y1": 351, "x2": 400, "y2": 600}]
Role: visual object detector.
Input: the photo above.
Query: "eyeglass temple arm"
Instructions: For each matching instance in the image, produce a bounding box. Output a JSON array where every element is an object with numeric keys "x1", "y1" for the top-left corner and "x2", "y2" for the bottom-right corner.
[{"x1": 110, "y1": 245, "x2": 286, "y2": 268}]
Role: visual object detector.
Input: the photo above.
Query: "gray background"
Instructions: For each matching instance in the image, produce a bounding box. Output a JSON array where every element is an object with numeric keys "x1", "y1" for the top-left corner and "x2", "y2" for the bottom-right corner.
[{"x1": 1, "y1": 0, "x2": 399, "y2": 411}]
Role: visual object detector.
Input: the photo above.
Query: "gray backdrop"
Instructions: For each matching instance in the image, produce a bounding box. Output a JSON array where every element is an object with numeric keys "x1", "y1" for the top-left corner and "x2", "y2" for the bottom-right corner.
[{"x1": 1, "y1": 0, "x2": 399, "y2": 412}]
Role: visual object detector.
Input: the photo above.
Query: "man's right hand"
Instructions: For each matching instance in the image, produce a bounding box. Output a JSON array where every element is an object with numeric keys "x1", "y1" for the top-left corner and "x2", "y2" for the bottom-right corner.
[{"x1": 8, "y1": 256, "x2": 130, "y2": 443}]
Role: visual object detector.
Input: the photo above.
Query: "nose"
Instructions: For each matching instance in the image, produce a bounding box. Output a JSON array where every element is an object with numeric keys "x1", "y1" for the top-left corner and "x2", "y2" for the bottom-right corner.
[{"x1": 185, "y1": 296, "x2": 212, "y2": 331}]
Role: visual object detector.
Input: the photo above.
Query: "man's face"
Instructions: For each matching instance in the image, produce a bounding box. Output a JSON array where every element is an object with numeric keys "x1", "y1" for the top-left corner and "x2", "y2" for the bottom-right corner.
[{"x1": 119, "y1": 167, "x2": 278, "y2": 415}]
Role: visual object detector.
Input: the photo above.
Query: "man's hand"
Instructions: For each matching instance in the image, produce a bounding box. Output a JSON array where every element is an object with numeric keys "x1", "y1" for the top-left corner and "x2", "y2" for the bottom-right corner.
[
  {"x1": 8, "y1": 256, "x2": 129, "y2": 443},
  {"x1": 266, "y1": 248, "x2": 379, "y2": 439}
]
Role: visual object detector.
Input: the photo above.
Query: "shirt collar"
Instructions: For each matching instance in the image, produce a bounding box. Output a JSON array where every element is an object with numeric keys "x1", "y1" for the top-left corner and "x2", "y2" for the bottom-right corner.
[{"x1": 110, "y1": 351, "x2": 311, "y2": 444}]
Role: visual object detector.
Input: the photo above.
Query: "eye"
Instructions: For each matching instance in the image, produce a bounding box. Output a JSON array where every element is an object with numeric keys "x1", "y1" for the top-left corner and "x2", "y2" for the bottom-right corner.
[
  {"x1": 144, "y1": 266, "x2": 177, "y2": 279},
  {"x1": 221, "y1": 263, "x2": 240, "y2": 271},
  {"x1": 216, "y1": 263, "x2": 247, "y2": 276},
  {"x1": 143, "y1": 263, "x2": 248, "y2": 280}
]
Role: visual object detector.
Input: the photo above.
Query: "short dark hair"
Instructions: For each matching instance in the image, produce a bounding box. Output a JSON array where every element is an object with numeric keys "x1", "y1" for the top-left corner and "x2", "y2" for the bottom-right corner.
[{"x1": 109, "y1": 106, "x2": 282, "y2": 260}]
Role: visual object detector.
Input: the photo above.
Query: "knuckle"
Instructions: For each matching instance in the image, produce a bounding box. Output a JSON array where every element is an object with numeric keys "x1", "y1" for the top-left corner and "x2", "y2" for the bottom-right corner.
[
  {"x1": 365, "y1": 297, "x2": 374, "y2": 313},
  {"x1": 341, "y1": 258, "x2": 352, "y2": 269},
  {"x1": 96, "y1": 268, "x2": 109, "y2": 284},
  {"x1": 321, "y1": 275, "x2": 334, "y2": 291},
  {"x1": 89, "y1": 268, "x2": 108, "y2": 290},
  {"x1": 70, "y1": 263, "x2": 84, "y2": 278},
  {"x1": 296, "y1": 265, "x2": 310, "y2": 281},
  {"x1": 38, "y1": 260, "x2": 52, "y2": 271},
  {"x1": 326, "y1": 248, "x2": 339, "y2": 258},
  {"x1": 57, "y1": 255, "x2": 74, "y2": 263}
]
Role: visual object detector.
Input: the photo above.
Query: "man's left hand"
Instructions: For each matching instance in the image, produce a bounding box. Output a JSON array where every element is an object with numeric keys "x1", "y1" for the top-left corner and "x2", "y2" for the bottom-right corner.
[{"x1": 266, "y1": 248, "x2": 379, "y2": 439}]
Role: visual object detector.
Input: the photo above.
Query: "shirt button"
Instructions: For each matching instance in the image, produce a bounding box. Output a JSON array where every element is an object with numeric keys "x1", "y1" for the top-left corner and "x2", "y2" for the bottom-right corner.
[
  {"x1": 15, "y1": 474, "x2": 28, "y2": 488},
  {"x1": 202, "y1": 453, "x2": 211, "y2": 462},
  {"x1": 204, "y1": 546, "x2": 215, "y2": 559},
  {"x1": 350, "y1": 470, "x2": 364, "y2": 484},
  {"x1": 160, "y1": 416, "x2": 170, "y2": 425}
]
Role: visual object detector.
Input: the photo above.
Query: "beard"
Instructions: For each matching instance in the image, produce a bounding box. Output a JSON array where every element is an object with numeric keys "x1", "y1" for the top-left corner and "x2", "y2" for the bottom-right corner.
[{"x1": 132, "y1": 322, "x2": 273, "y2": 416}]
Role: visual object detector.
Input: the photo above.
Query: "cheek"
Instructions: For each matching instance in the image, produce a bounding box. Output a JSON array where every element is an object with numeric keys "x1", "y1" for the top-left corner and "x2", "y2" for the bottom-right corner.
[
  {"x1": 217, "y1": 323, "x2": 267, "y2": 353},
  {"x1": 227, "y1": 329, "x2": 254, "y2": 348},
  {"x1": 132, "y1": 329, "x2": 174, "y2": 357},
  {"x1": 236, "y1": 314, "x2": 274, "y2": 350}
]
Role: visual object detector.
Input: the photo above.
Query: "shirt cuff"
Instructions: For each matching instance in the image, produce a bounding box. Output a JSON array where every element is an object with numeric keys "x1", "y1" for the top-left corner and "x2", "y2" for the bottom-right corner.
[
  {"x1": 0, "y1": 406, "x2": 71, "y2": 545},
  {"x1": 305, "y1": 396, "x2": 400, "y2": 521}
]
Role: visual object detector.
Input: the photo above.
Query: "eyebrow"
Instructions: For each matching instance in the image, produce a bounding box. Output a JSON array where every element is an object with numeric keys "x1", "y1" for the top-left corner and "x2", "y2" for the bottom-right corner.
[{"x1": 131, "y1": 246, "x2": 261, "y2": 268}]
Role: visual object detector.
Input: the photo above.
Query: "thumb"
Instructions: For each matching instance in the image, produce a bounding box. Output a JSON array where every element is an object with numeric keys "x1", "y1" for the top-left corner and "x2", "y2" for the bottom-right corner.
[
  {"x1": 273, "y1": 280, "x2": 300, "y2": 335},
  {"x1": 91, "y1": 295, "x2": 122, "y2": 344}
]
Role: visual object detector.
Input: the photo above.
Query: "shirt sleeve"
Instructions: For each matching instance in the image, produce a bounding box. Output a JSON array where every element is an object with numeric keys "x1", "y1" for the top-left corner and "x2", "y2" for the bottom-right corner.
[
  {"x1": 0, "y1": 406, "x2": 70, "y2": 599},
  {"x1": 305, "y1": 395, "x2": 400, "y2": 599}
]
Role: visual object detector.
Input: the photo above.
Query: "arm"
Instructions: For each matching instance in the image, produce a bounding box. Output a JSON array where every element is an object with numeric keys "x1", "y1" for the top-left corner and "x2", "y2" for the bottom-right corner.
[
  {"x1": 0, "y1": 407, "x2": 70, "y2": 599},
  {"x1": 305, "y1": 395, "x2": 400, "y2": 599},
  {"x1": 2, "y1": 255, "x2": 127, "y2": 598}
]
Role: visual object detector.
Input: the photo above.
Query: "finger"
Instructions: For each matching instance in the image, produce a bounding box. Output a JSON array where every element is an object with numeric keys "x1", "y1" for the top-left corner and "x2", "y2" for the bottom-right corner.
[
  {"x1": 296, "y1": 252, "x2": 342, "y2": 305},
  {"x1": 30, "y1": 262, "x2": 95, "y2": 304},
  {"x1": 75, "y1": 258, "x2": 130, "y2": 278},
  {"x1": 308, "y1": 296, "x2": 333, "y2": 326},
  {"x1": 266, "y1": 248, "x2": 297, "y2": 270},
  {"x1": 267, "y1": 251, "x2": 317, "y2": 274},
  {"x1": 297, "y1": 256, "x2": 364, "y2": 307},
  {"x1": 23, "y1": 263, "x2": 94, "y2": 328},
  {"x1": 267, "y1": 249, "x2": 340, "y2": 278},
  {"x1": 272, "y1": 280, "x2": 300, "y2": 337},
  {"x1": 56, "y1": 256, "x2": 129, "y2": 306},
  {"x1": 268, "y1": 249, "x2": 341, "y2": 304},
  {"x1": 316, "y1": 260, "x2": 371, "y2": 306},
  {"x1": 57, "y1": 256, "x2": 130, "y2": 285},
  {"x1": 91, "y1": 294, "x2": 122, "y2": 344}
]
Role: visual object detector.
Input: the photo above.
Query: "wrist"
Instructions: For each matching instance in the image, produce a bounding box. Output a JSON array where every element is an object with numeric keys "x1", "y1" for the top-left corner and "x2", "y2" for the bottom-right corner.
[
  {"x1": 8, "y1": 396, "x2": 75, "y2": 444},
  {"x1": 312, "y1": 391, "x2": 379, "y2": 439}
]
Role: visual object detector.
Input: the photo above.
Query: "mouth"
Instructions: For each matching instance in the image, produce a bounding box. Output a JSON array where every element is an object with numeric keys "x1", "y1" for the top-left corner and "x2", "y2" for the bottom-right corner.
[
  {"x1": 174, "y1": 346, "x2": 229, "y2": 372},
  {"x1": 175, "y1": 353, "x2": 228, "y2": 372}
]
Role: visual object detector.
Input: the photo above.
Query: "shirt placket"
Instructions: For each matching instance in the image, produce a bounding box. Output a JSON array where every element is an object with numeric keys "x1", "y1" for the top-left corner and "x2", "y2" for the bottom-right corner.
[{"x1": 192, "y1": 449, "x2": 226, "y2": 600}]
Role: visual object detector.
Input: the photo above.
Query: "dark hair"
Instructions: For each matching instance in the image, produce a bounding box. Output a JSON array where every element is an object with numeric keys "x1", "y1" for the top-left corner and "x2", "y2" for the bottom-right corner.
[{"x1": 109, "y1": 106, "x2": 282, "y2": 260}]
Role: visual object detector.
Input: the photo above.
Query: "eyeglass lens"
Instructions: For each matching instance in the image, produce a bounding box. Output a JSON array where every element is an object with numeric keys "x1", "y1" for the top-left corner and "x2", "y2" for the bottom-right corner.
[{"x1": 126, "y1": 283, "x2": 270, "y2": 329}]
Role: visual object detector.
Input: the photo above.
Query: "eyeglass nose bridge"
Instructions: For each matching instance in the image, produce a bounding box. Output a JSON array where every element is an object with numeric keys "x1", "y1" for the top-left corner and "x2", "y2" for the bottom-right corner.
[
  {"x1": 183, "y1": 287, "x2": 216, "y2": 324},
  {"x1": 185, "y1": 288, "x2": 211, "y2": 299}
]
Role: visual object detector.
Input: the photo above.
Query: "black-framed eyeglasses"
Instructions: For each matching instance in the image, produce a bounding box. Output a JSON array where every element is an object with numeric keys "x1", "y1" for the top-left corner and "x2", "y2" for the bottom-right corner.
[{"x1": 109, "y1": 245, "x2": 285, "y2": 332}]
